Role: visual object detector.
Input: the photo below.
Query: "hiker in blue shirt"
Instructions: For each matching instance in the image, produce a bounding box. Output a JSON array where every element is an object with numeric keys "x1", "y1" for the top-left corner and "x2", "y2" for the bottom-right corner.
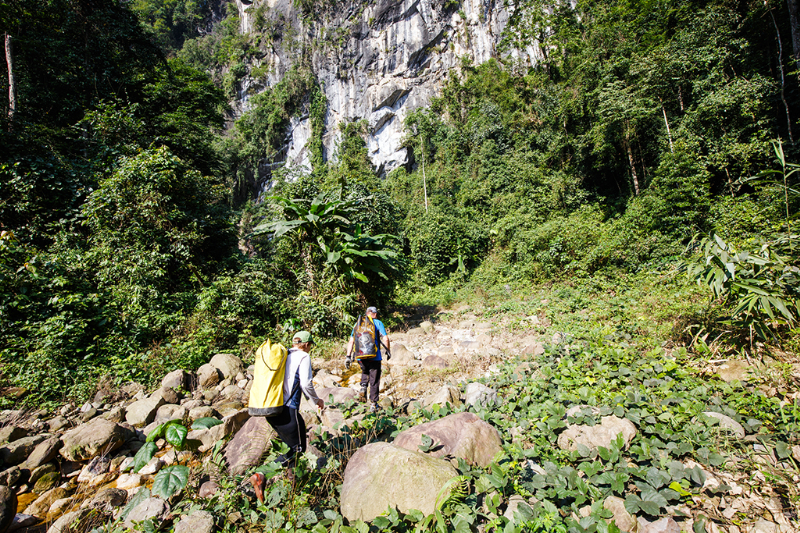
[{"x1": 345, "y1": 306, "x2": 390, "y2": 412}]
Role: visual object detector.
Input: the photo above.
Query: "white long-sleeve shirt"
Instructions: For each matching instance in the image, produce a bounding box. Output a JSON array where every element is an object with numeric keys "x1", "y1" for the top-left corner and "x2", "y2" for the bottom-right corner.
[{"x1": 284, "y1": 348, "x2": 321, "y2": 409}]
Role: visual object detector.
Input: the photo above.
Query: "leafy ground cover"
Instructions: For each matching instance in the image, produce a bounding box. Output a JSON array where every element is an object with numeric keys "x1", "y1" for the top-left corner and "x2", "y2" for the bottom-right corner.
[{"x1": 102, "y1": 317, "x2": 798, "y2": 533}]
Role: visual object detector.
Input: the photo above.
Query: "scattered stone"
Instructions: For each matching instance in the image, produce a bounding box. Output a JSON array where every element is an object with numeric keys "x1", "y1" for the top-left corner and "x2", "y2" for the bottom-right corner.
[
  {"x1": 59, "y1": 418, "x2": 128, "y2": 462},
  {"x1": 138, "y1": 457, "x2": 164, "y2": 476},
  {"x1": 115, "y1": 474, "x2": 143, "y2": 491},
  {"x1": 419, "y1": 321, "x2": 435, "y2": 333},
  {"x1": 701, "y1": 412, "x2": 746, "y2": 439},
  {"x1": 422, "y1": 355, "x2": 448, "y2": 369},
  {"x1": 216, "y1": 402, "x2": 244, "y2": 418},
  {"x1": 46, "y1": 509, "x2": 90, "y2": 533},
  {"x1": 388, "y1": 343, "x2": 415, "y2": 366},
  {"x1": 30, "y1": 463, "x2": 57, "y2": 485},
  {"x1": 154, "y1": 404, "x2": 187, "y2": 424},
  {"x1": 153, "y1": 386, "x2": 181, "y2": 405},
  {"x1": 315, "y1": 387, "x2": 358, "y2": 406},
  {"x1": 174, "y1": 510, "x2": 214, "y2": 533},
  {"x1": 23, "y1": 437, "x2": 62, "y2": 469},
  {"x1": 10, "y1": 513, "x2": 37, "y2": 531},
  {"x1": 100, "y1": 406, "x2": 126, "y2": 423},
  {"x1": 716, "y1": 360, "x2": 750, "y2": 383},
  {"x1": 209, "y1": 353, "x2": 244, "y2": 380},
  {"x1": 125, "y1": 395, "x2": 166, "y2": 427},
  {"x1": 79, "y1": 407, "x2": 98, "y2": 422},
  {"x1": 188, "y1": 406, "x2": 216, "y2": 421},
  {"x1": 198, "y1": 481, "x2": 219, "y2": 498},
  {"x1": 421, "y1": 384, "x2": 462, "y2": 408},
  {"x1": 604, "y1": 496, "x2": 637, "y2": 532},
  {"x1": 33, "y1": 472, "x2": 61, "y2": 493},
  {"x1": 0, "y1": 427, "x2": 27, "y2": 445},
  {"x1": 162, "y1": 370, "x2": 191, "y2": 391},
  {"x1": 557, "y1": 415, "x2": 637, "y2": 452},
  {"x1": 224, "y1": 417, "x2": 275, "y2": 475},
  {"x1": 197, "y1": 364, "x2": 221, "y2": 389},
  {"x1": 0, "y1": 467, "x2": 19, "y2": 487},
  {"x1": 0, "y1": 436, "x2": 46, "y2": 466},
  {"x1": 26, "y1": 487, "x2": 69, "y2": 518},
  {"x1": 77, "y1": 456, "x2": 110, "y2": 483},
  {"x1": 83, "y1": 487, "x2": 127, "y2": 511},
  {"x1": 186, "y1": 426, "x2": 225, "y2": 453},
  {"x1": 122, "y1": 497, "x2": 169, "y2": 530},
  {"x1": 639, "y1": 517, "x2": 681, "y2": 533},
  {"x1": 48, "y1": 496, "x2": 74, "y2": 517},
  {"x1": 465, "y1": 383, "x2": 499, "y2": 408},
  {"x1": 340, "y1": 442, "x2": 458, "y2": 522},
  {"x1": 504, "y1": 494, "x2": 533, "y2": 521},
  {"x1": 46, "y1": 417, "x2": 70, "y2": 433},
  {"x1": 394, "y1": 412, "x2": 502, "y2": 467},
  {"x1": 0, "y1": 485, "x2": 17, "y2": 533}
]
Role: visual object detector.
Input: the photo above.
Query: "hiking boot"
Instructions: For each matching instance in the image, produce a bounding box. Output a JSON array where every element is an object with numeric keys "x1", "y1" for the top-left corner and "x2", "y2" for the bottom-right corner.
[
  {"x1": 358, "y1": 386, "x2": 367, "y2": 402},
  {"x1": 369, "y1": 402, "x2": 378, "y2": 413},
  {"x1": 249, "y1": 472, "x2": 266, "y2": 504}
]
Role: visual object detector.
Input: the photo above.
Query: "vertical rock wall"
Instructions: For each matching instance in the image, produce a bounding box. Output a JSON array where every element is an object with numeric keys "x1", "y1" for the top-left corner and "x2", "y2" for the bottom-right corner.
[{"x1": 234, "y1": 0, "x2": 541, "y2": 176}]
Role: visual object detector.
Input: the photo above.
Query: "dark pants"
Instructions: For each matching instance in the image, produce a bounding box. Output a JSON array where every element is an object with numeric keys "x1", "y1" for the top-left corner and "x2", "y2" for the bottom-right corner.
[
  {"x1": 265, "y1": 406, "x2": 306, "y2": 467},
  {"x1": 359, "y1": 359, "x2": 382, "y2": 403}
]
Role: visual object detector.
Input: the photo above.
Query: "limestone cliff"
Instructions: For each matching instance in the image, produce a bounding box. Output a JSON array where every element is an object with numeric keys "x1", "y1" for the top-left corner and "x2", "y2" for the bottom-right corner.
[{"x1": 231, "y1": 0, "x2": 541, "y2": 177}]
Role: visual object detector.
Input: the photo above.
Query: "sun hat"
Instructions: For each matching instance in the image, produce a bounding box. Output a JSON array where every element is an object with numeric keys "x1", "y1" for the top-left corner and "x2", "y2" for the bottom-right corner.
[{"x1": 293, "y1": 330, "x2": 313, "y2": 344}]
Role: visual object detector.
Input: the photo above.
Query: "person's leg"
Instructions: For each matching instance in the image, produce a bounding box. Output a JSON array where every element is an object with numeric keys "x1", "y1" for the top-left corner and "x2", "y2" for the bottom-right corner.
[
  {"x1": 358, "y1": 360, "x2": 368, "y2": 401},
  {"x1": 368, "y1": 361, "x2": 381, "y2": 404},
  {"x1": 266, "y1": 408, "x2": 301, "y2": 467}
]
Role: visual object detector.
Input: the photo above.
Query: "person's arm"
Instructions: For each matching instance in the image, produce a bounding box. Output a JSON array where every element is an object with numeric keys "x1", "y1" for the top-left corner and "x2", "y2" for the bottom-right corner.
[
  {"x1": 299, "y1": 354, "x2": 324, "y2": 408},
  {"x1": 377, "y1": 321, "x2": 390, "y2": 353},
  {"x1": 345, "y1": 335, "x2": 355, "y2": 358}
]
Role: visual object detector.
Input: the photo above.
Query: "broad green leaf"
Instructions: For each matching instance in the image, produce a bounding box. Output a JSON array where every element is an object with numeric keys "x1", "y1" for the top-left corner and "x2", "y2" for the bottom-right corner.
[
  {"x1": 191, "y1": 417, "x2": 222, "y2": 430},
  {"x1": 776, "y1": 441, "x2": 791, "y2": 459},
  {"x1": 119, "y1": 487, "x2": 151, "y2": 521},
  {"x1": 152, "y1": 465, "x2": 190, "y2": 499},
  {"x1": 165, "y1": 423, "x2": 188, "y2": 448},
  {"x1": 131, "y1": 442, "x2": 158, "y2": 474},
  {"x1": 146, "y1": 423, "x2": 166, "y2": 443}
]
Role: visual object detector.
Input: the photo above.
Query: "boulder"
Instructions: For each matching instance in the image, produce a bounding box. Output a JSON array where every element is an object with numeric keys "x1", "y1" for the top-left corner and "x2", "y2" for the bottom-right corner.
[
  {"x1": 162, "y1": 370, "x2": 191, "y2": 391},
  {"x1": 46, "y1": 509, "x2": 90, "y2": 533},
  {"x1": 422, "y1": 355, "x2": 448, "y2": 369},
  {"x1": 82, "y1": 487, "x2": 127, "y2": 511},
  {"x1": 122, "y1": 497, "x2": 169, "y2": 530},
  {"x1": 0, "y1": 467, "x2": 20, "y2": 487},
  {"x1": 315, "y1": 388, "x2": 358, "y2": 405},
  {"x1": 604, "y1": 496, "x2": 637, "y2": 532},
  {"x1": 26, "y1": 487, "x2": 69, "y2": 518},
  {"x1": 174, "y1": 510, "x2": 215, "y2": 533},
  {"x1": 188, "y1": 406, "x2": 216, "y2": 421},
  {"x1": 0, "y1": 485, "x2": 16, "y2": 533},
  {"x1": 125, "y1": 395, "x2": 166, "y2": 427},
  {"x1": 77, "y1": 456, "x2": 110, "y2": 483},
  {"x1": 216, "y1": 401, "x2": 244, "y2": 417},
  {"x1": 47, "y1": 417, "x2": 70, "y2": 432},
  {"x1": 701, "y1": 412, "x2": 745, "y2": 439},
  {"x1": 0, "y1": 427, "x2": 27, "y2": 445},
  {"x1": 24, "y1": 437, "x2": 62, "y2": 469},
  {"x1": 313, "y1": 370, "x2": 340, "y2": 389},
  {"x1": 393, "y1": 412, "x2": 502, "y2": 467},
  {"x1": 716, "y1": 360, "x2": 750, "y2": 383},
  {"x1": 0, "y1": 435, "x2": 46, "y2": 465},
  {"x1": 59, "y1": 418, "x2": 128, "y2": 462},
  {"x1": 209, "y1": 354, "x2": 244, "y2": 380},
  {"x1": 197, "y1": 364, "x2": 221, "y2": 389},
  {"x1": 100, "y1": 407, "x2": 126, "y2": 423},
  {"x1": 115, "y1": 474, "x2": 143, "y2": 491},
  {"x1": 557, "y1": 415, "x2": 637, "y2": 452},
  {"x1": 504, "y1": 494, "x2": 533, "y2": 521},
  {"x1": 421, "y1": 384, "x2": 462, "y2": 408},
  {"x1": 48, "y1": 496, "x2": 74, "y2": 517},
  {"x1": 33, "y1": 472, "x2": 61, "y2": 493},
  {"x1": 225, "y1": 417, "x2": 276, "y2": 475},
  {"x1": 154, "y1": 405, "x2": 187, "y2": 424},
  {"x1": 198, "y1": 481, "x2": 219, "y2": 498},
  {"x1": 11, "y1": 514, "x2": 37, "y2": 531},
  {"x1": 419, "y1": 321, "x2": 435, "y2": 333},
  {"x1": 465, "y1": 383, "x2": 499, "y2": 408},
  {"x1": 340, "y1": 442, "x2": 458, "y2": 522},
  {"x1": 152, "y1": 386, "x2": 181, "y2": 405},
  {"x1": 30, "y1": 463, "x2": 58, "y2": 484},
  {"x1": 388, "y1": 343, "x2": 415, "y2": 366}
]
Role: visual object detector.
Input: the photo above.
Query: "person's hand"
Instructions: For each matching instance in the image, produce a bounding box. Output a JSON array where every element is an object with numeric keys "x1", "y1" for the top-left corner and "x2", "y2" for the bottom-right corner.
[
  {"x1": 345, "y1": 355, "x2": 352, "y2": 369},
  {"x1": 315, "y1": 398, "x2": 324, "y2": 409}
]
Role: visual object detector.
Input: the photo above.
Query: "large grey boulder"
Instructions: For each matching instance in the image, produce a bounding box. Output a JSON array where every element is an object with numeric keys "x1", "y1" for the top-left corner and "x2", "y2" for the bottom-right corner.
[
  {"x1": 123, "y1": 497, "x2": 169, "y2": 530},
  {"x1": 701, "y1": 412, "x2": 745, "y2": 439},
  {"x1": 24, "y1": 437, "x2": 63, "y2": 469},
  {"x1": 0, "y1": 426, "x2": 27, "y2": 445},
  {"x1": 125, "y1": 395, "x2": 166, "y2": 427},
  {"x1": 0, "y1": 435, "x2": 46, "y2": 465},
  {"x1": 388, "y1": 343, "x2": 415, "y2": 366},
  {"x1": 716, "y1": 360, "x2": 750, "y2": 383},
  {"x1": 197, "y1": 364, "x2": 221, "y2": 389},
  {"x1": 465, "y1": 383, "x2": 499, "y2": 408},
  {"x1": 26, "y1": 487, "x2": 69, "y2": 518},
  {"x1": 174, "y1": 510, "x2": 215, "y2": 533},
  {"x1": 209, "y1": 353, "x2": 244, "y2": 380},
  {"x1": 422, "y1": 355, "x2": 448, "y2": 368},
  {"x1": 59, "y1": 418, "x2": 128, "y2": 462},
  {"x1": 557, "y1": 414, "x2": 637, "y2": 452},
  {"x1": 224, "y1": 417, "x2": 276, "y2": 475},
  {"x1": 0, "y1": 485, "x2": 16, "y2": 533},
  {"x1": 340, "y1": 442, "x2": 458, "y2": 522},
  {"x1": 315, "y1": 387, "x2": 358, "y2": 405},
  {"x1": 46, "y1": 509, "x2": 90, "y2": 533},
  {"x1": 393, "y1": 412, "x2": 502, "y2": 467},
  {"x1": 162, "y1": 369, "x2": 191, "y2": 391},
  {"x1": 421, "y1": 384, "x2": 461, "y2": 408},
  {"x1": 154, "y1": 405, "x2": 187, "y2": 424}
]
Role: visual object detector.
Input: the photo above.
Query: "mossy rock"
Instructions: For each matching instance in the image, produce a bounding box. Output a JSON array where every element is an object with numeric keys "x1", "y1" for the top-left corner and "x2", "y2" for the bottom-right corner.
[{"x1": 33, "y1": 471, "x2": 61, "y2": 494}]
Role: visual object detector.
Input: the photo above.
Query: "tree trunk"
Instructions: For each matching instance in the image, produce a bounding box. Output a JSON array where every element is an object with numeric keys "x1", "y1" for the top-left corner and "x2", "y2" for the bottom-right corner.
[
  {"x1": 5, "y1": 33, "x2": 15, "y2": 131},
  {"x1": 787, "y1": 0, "x2": 800, "y2": 66},
  {"x1": 624, "y1": 137, "x2": 640, "y2": 196},
  {"x1": 767, "y1": 2, "x2": 795, "y2": 143},
  {"x1": 660, "y1": 99, "x2": 674, "y2": 153},
  {"x1": 421, "y1": 141, "x2": 428, "y2": 213}
]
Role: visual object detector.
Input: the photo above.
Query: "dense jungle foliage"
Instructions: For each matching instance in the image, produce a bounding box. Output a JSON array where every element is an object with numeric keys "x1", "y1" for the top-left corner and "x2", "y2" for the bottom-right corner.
[{"x1": 0, "y1": 0, "x2": 798, "y2": 406}]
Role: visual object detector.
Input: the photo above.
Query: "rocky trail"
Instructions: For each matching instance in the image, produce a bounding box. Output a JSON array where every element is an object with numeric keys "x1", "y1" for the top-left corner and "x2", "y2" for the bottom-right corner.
[{"x1": 0, "y1": 305, "x2": 797, "y2": 533}]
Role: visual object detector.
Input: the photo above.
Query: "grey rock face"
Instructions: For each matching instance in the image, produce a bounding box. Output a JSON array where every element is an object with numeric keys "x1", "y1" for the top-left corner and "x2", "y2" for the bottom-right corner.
[
  {"x1": 0, "y1": 435, "x2": 46, "y2": 466},
  {"x1": 162, "y1": 369, "x2": 191, "y2": 391},
  {"x1": 59, "y1": 418, "x2": 128, "y2": 462},
  {"x1": 123, "y1": 497, "x2": 169, "y2": 530},
  {"x1": 209, "y1": 353, "x2": 245, "y2": 380},
  {"x1": 125, "y1": 395, "x2": 166, "y2": 427},
  {"x1": 340, "y1": 442, "x2": 458, "y2": 522},
  {"x1": 23, "y1": 437, "x2": 62, "y2": 469},
  {"x1": 197, "y1": 364, "x2": 221, "y2": 389},
  {"x1": 393, "y1": 412, "x2": 502, "y2": 467},
  {"x1": 0, "y1": 426, "x2": 27, "y2": 445},
  {"x1": 174, "y1": 510, "x2": 215, "y2": 533},
  {"x1": 464, "y1": 382, "x2": 499, "y2": 408},
  {"x1": 224, "y1": 417, "x2": 276, "y2": 475}
]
